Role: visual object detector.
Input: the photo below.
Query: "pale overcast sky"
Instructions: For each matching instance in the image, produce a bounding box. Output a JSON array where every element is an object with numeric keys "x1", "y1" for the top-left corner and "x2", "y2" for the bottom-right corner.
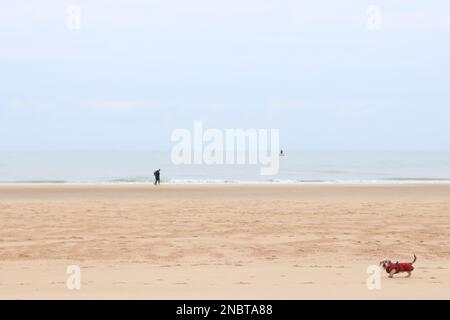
[{"x1": 0, "y1": 0, "x2": 449, "y2": 150}]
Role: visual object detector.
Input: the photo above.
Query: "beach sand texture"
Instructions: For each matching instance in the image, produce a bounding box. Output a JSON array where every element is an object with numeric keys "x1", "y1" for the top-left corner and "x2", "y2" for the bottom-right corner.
[{"x1": 0, "y1": 184, "x2": 449, "y2": 299}]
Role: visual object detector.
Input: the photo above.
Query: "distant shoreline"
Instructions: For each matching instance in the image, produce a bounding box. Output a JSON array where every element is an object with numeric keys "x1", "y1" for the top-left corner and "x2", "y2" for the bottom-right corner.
[{"x1": 1, "y1": 180, "x2": 450, "y2": 185}]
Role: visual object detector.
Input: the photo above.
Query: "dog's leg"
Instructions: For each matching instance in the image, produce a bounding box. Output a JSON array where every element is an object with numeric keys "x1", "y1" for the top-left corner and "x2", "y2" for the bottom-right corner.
[
  {"x1": 406, "y1": 271, "x2": 411, "y2": 278},
  {"x1": 389, "y1": 270, "x2": 396, "y2": 278}
]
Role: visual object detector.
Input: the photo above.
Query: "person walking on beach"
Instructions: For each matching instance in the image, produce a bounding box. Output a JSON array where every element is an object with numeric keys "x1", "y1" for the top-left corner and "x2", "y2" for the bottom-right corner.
[{"x1": 154, "y1": 169, "x2": 161, "y2": 185}]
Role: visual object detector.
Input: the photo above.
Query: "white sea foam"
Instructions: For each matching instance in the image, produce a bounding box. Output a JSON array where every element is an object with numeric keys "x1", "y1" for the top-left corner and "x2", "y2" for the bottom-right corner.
[{"x1": 0, "y1": 151, "x2": 449, "y2": 185}]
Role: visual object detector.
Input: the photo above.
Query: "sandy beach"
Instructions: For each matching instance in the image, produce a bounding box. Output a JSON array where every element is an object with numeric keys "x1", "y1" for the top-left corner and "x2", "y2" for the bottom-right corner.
[{"x1": 0, "y1": 184, "x2": 449, "y2": 299}]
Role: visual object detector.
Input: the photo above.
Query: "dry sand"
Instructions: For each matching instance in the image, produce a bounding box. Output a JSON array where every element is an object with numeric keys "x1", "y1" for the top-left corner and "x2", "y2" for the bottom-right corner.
[{"x1": 0, "y1": 184, "x2": 449, "y2": 299}]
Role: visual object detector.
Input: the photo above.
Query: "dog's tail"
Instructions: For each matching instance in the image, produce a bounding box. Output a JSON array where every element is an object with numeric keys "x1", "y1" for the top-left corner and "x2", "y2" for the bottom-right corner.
[{"x1": 411, "y1": 254, "x2": 417, "y2": 264}]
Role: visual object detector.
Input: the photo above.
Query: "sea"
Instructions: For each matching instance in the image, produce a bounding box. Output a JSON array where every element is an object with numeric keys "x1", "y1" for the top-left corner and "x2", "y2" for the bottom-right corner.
[{"x1": 0, "y1": 151, "x2": 449, "y2": 184}]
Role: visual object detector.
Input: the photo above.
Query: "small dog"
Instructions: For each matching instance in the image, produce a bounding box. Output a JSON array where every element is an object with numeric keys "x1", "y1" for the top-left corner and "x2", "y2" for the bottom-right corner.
[{"x1": 379, "y1": 254, "x2": 416, "y2": 278}]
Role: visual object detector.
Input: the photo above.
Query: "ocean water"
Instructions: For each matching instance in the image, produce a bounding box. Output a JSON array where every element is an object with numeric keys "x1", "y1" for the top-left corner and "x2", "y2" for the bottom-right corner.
[{"x1": 0, "y1": 151, "x2": 449, "y2": 184}]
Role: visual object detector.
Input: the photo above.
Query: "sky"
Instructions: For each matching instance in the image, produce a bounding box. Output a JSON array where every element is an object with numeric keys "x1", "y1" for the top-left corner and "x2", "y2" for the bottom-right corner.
[{"x1": 0, "y1": 0, "x2": 449, "y2": 151}]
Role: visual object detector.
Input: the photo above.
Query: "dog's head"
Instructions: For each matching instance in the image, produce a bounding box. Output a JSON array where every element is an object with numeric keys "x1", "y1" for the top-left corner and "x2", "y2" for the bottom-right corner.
[{"x1": 379, "y1": 259, "x2": 391, "y2": 269}]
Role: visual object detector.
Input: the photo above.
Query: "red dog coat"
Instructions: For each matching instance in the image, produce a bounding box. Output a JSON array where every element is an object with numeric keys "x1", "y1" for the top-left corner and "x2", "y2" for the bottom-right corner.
[{"x1": 386, "y1": 262, "x2": 414, "y2": 274}]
